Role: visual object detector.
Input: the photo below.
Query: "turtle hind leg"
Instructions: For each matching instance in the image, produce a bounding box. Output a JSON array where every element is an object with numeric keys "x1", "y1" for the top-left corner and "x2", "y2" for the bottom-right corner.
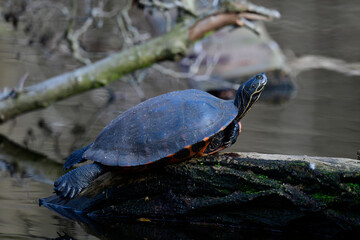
[
  {"x1": 54, "y1": 162, "x2": 106, "y2": 199},
  {"x1": 63, "y1": 144, "x2": 92, "y2": 170}
]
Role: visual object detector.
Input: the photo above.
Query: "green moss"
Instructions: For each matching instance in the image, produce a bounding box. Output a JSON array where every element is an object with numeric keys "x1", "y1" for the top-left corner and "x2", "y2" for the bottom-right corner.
[
  {"x1": 244, "y1": 189, "x2": 261, "y2": 194},
  {"x1": 257, "y1": 174, "x2": 269, "y2": 180},
  {"x1": 312, "y1": 193, "x2": 336, "y2": 202},
  {"x1": 322, "y1": 171, "x2": 339, "y2": 177},
  {"x1": 203, "y1": 30, "x2": 215, "y2": 38},
  {"x1": 289, "y1": 161, "x2": 309, "y2": 169},
  {"x1": 253, "y1": 173, "x2": 281, "y2": 184},
  {"x1": 219, "y1": 189, "x2": 231, "y2": 195},
  {"x1": 236, "y1": 183, "x2": 260, "y2": 194},
  {"x1": 346, "y1": 183, "x2": 360, "y2": 193}
]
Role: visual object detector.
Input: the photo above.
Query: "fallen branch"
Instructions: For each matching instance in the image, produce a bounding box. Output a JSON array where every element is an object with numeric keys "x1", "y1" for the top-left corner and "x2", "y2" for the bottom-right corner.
[
  {"x1": 0, "y1": 1, "x2": 279, "y2": 124},
  {"x1": 40, "y1": 152, "x2": 360, "y2": 237},
  {"x1": 289, "y1": 54, "x2": 360, "y2": 77}
]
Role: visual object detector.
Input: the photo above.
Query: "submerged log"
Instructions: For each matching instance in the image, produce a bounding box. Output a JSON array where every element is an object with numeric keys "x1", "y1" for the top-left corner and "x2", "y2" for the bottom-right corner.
[{"x1": 40, "y1": 152, "x2": 360, "y2": 236}]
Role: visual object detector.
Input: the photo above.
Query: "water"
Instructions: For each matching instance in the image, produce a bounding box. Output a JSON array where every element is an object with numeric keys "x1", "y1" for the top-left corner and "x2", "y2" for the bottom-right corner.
[
  {"x1": 0, "y1": 0, "x2": 359, "y2": 239},
  {"x1": 239, "y1": 70, "x2": 360, "y2": 158},
  {"x1": 235, "y1": 0, "x2": 360, "y2": 159},
  {"x1": 0, "y1": 172, "x2": 99, "y2": 240}
]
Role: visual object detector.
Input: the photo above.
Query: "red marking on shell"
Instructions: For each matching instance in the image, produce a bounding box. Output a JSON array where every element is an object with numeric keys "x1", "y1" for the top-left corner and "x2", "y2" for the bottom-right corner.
[
  {"x1": 184, "y1": 144, "x2": 196, "y2": 156},
  {"x1": 195, "y1": 140, "x2": 211, "y2": 157},
  {"x1": 203, "y1": 137, "x2": 210, "y2": 142},
  {"x1": 203, "y1": 146, "x2": 225, "y2": 156},
  {"x1": 166, "y1": 153, "x2": 176, "y2": 157}
]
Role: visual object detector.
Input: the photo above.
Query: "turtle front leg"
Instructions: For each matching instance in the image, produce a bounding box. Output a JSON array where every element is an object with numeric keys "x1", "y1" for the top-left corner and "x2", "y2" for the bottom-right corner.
[
  {"x1": 54, "y1": 162, "x2": 107, "y2": 199},
  {"x1": 223, "y1": 121, "x2": 241, "y2": 148},
  {"x1": 203, "y1": 121, "x2": 240, "y2": 155}
]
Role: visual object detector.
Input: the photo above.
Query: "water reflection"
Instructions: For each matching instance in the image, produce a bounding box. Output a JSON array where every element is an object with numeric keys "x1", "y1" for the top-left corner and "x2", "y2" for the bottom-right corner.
[
  {"x1": 41, "y1": 218, "x2": 306, "y2": 240},
  {"x1": 0, "y1": 172, "x2": 97, "y2": 239}
]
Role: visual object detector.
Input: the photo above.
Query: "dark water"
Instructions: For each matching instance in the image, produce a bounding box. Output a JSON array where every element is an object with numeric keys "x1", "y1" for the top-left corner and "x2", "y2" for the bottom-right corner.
[
  {"x1": 239, "y1": 70, "x2": 360, "y2": 158},
  {"x1": 0, "y1": 0, "x2": 359, "y2": 239}
]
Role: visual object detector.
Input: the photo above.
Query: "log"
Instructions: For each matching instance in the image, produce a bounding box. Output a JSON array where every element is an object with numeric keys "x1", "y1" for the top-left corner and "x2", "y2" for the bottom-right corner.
[{"x1": 39, "y1": 152, "x2": 360, "y2": 237}]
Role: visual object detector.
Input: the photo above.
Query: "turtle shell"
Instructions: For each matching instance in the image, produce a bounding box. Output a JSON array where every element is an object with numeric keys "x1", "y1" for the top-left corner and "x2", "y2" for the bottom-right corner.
[{"x1": 83, "y1": 89, "x2": 238, "y2": 167}]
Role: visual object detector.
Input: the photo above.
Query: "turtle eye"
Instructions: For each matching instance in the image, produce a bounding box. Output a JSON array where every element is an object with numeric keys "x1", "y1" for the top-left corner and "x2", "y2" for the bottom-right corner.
[{"x1": 256, "y1": 75, "x2": 263, "y2": 80}]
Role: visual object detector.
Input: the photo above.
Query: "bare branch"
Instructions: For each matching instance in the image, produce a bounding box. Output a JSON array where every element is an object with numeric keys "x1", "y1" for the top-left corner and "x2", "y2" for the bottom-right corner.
[
  {"x1": 116, "y1": 14, "x2": 134, "y2": 47},
  {"x1": 152, "y1": 49, "x2": 220, "y2": 82},
  {"x1": 116, "y1": 1, "x2": 149, "y2": 47},
  {"x1": 189, "y1": 10, "x2": 278, "y2": 41},
  {"x1": 0, "y1": 1, "x2": 279, "y2": 123},
  {"x1": 66, "y1": 0, "x2": 121, "y2": 65},
  {"x1": 66, "y1": 17, "x2": 93, "y2": 65},
  {"x1": 289, "y1": 55, "x2": 360, "y2": 77},
  {"x1": 140, "y1": 0, "x2": 198, "y2": 17},
  {"x1": 129, "y1": 74, "x2": 146, "y2": 100},
  {"x1": 0, "y1": 73, "x2": 29, "y2": 101},
  {"x1": 152, "y1": 64, "x2": 190, "y2": 79},
  {"x1": 223, "y1": 1, "x2": 281, "y2": 20}
]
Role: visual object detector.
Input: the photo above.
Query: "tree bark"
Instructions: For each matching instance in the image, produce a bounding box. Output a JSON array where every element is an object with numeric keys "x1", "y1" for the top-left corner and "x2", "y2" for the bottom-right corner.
[
  {"x1": 40, "y1": 152, "x2": 360, "y2": 236},
  {"x1": 0, "y1": 25, "x2": 188, "y2": 123},
  {"x1": 0, "y1": 1, "x2": 279, "y2": 124}
]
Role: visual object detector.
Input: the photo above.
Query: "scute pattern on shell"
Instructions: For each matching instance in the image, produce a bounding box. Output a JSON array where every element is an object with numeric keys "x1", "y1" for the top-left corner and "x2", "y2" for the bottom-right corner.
[{"x1": 83, "y1": 89, "x2": 238, "y2": 166}]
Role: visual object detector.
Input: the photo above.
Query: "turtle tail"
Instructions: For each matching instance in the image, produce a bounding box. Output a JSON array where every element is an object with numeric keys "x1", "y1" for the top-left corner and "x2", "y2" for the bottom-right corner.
[{"x1": 63, "y1": 144, "x2": 92, "y2": 171}]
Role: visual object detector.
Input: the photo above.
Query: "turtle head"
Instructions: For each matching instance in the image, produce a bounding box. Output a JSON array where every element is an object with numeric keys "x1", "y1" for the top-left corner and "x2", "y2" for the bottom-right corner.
[{"x1": 234, "y1": 73, "x2": 267, "y2": 120}]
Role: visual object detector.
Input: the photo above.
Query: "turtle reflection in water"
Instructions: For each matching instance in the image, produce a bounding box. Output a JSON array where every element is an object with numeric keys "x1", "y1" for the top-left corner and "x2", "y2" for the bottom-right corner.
[{"x1": 54, "y1": 73, "x2": 267, "y2": 199}]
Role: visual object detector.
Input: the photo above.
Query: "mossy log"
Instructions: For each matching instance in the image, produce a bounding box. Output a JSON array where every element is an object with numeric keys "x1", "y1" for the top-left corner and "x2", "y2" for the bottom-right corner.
[{"x1": 40, "y1": 152, "x2": 360, "y2": 236}]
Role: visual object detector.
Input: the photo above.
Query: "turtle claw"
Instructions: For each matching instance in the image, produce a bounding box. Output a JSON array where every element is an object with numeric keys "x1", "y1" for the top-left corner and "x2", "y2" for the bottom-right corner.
[
  {"x1": 54, "y1": 179, "x2": 67, "y2": 196},
  {"x1": 53, "y1": 163, "x2": 106, "y2": 200},
  {"x1": 54, "y1": 184, "x2": 83, "y2": 199},
  {"x1": 54, "y1": 171, "x2": 86, "y2": 199},
  {"x1": 68, "y1": 187, "x2": 77, "y2": 200}
]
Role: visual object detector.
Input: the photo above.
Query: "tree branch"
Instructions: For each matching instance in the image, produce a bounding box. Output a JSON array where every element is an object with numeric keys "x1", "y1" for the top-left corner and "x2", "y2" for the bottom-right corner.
[{"x1": 0, "y1": 1, "x2": 280, "y2": 124}]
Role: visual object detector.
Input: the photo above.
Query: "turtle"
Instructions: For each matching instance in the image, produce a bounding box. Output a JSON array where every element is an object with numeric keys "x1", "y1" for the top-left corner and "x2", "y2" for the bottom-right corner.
[{"x1": 54, "y1": 73, "x2": 267, "y2": 199}]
